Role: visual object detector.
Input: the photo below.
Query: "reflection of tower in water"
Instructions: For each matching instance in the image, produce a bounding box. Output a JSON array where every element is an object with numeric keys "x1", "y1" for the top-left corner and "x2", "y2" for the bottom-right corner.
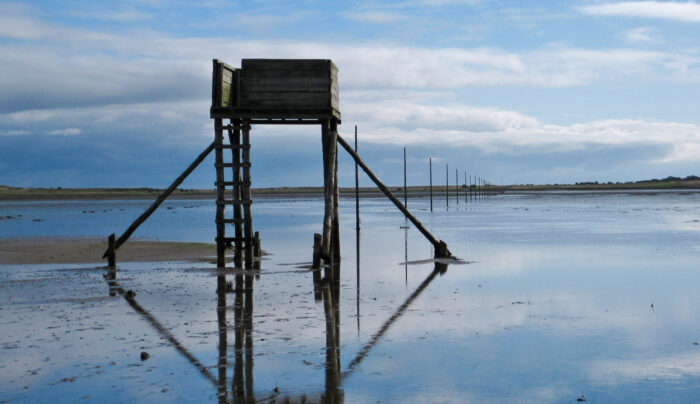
[
  {"x1": 216, "y1": 253, "x2": 258, "y2": 404},
  {"x1": 320, "y1": 262, "x2": 343, "y2": 403},
  {"x1": 215, "y1": 254, "x2": 344, "y2": 403}
]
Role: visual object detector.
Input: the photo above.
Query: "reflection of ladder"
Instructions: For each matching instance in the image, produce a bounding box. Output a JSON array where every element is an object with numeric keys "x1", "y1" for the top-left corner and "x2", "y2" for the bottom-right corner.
[{"x1": 214, "y1": 118, "x2": 257, "y2": 267}]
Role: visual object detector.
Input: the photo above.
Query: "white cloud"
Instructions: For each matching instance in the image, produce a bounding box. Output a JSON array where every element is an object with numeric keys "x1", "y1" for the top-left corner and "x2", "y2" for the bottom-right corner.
[
  {"x1": 73, "y1": 7, "x2": 152, "y2": 22},
  {"x1": 625, "y1": 27, "x2": 654, "y2": 42},
  {"x1": 0, "y1": 11, "x2": 51, "y2": 40},
  {"x1": 46, "y1": 128, "x2": 82, "y2": 136},
  {"x1": 0, "y1": 7, "x2": 698, "y2": 168},
  {"x1": 0, "y1": 129, "x2": 31, "y2": 136},
  {"x1": 345, "y1": 11, "x2": 411, "y2": 23},
  {"x1": 1, "y1": 5, "x2": 699, "y2": 118},
  {"x1": 342, "y1": 99, "x2": 700, "y2": 163},
  {"x1": 580, "y1": 1, "x2": 700, "y2": 22}
]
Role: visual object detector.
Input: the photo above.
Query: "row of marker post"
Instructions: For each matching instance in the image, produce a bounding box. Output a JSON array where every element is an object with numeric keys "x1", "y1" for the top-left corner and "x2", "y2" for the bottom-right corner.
[
  {"x1": 352, "y1": 128, "x2": 493, "y2": 227},
  {"x1": 424, "y1": 151, "x2": 491, "y2": 212}
]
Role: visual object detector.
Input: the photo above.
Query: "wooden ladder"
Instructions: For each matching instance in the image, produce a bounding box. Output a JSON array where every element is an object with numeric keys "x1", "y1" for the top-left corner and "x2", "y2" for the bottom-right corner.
[{"x1": 214, "y1": 118, "x2": 257, "y2": 267}]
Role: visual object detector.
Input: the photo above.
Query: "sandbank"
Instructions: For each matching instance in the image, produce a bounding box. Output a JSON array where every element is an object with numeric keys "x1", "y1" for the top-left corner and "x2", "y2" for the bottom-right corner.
[{"x1": 0, "y1": 237, "x2": 216, "y2": 265}]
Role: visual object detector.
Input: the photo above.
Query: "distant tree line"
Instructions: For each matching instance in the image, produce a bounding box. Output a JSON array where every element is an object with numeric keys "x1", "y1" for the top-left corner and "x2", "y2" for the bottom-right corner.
[{"x1": 575, "y1": 175, "x2": 698, "y2": 185}]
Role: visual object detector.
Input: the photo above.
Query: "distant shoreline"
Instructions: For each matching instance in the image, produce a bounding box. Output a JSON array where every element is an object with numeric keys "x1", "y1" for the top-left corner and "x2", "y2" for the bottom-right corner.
[{"x1": 1, "y1": 179, "x2": 698, "y2": 201}]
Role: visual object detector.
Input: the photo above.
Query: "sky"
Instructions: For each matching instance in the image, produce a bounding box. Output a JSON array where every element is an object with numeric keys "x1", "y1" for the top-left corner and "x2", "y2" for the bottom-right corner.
[{"x1": 0, "y1": 0, "x2": 699, "y2": 188}]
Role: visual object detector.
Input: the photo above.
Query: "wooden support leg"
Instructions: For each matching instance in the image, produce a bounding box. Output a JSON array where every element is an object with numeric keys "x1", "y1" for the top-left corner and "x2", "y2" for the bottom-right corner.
[
  {"x1": 107, "y1": 233, "x2": 116, "y2": 269},
  {"x1": 321, "y1": 119, "x2": 336, "y2": 263},
  {"x1": 227, "y1": 120, "x2": 244, "y2": 264},
  {"x1": 214, "y1": 119, "x2": 226, "y2": 269},
  {"x1": 241, "y1": 120, "x2": 254, "y2": 267},
  {"x1": 331, "y1": 122, "x2": 340, "y2": 263}
]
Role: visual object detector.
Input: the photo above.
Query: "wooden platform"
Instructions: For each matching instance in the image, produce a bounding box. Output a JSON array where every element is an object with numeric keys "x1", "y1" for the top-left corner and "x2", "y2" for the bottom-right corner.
[{"x1": 211, "y1": 59, "x2": 340, "y2": 122}]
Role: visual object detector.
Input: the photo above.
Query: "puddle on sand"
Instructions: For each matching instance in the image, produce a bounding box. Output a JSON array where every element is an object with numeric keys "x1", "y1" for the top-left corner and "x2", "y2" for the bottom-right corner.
[{"x1": 1, "y1": 191, "x2": 700, "y2": 402}]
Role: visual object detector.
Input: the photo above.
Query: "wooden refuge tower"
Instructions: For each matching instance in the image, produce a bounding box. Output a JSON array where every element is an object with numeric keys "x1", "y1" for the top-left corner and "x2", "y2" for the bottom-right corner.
[
  {"x1": 103, "y1": 57, "x2": 448, "y2": 271},
  {"x1": 211, "y1": 59, "x2": 341, "y2": 268}
]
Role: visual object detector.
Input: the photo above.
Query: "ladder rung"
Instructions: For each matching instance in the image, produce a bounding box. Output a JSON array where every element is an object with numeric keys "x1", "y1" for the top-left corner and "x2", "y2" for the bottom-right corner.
[
  {"x1": 217, "y1": 218, "x2": 252, "y2": 224},
  {"x1": 217, "y1": 199, "x2": 253, "y2": 205},
  {"x1": 217, "y1": 237, "x2": 253, "y2": 244},
  {"x1": 214, "y1": 144, "x2": 251, "y2": 150},
  {"x1": 215, "y1": 181, "x2": 252, "y2": 187},
  {"x1": 215, "y1": 163, "x2": 251, "y2": 168}
]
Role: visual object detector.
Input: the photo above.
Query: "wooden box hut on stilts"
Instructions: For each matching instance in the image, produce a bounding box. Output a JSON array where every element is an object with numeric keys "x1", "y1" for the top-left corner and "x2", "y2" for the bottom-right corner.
[
  {"x1": 105, "y1": 57, "x2": 449, "y2": 272},
  {"x1": 211, "y1": 59, "x2": 342, "y2": 268}
]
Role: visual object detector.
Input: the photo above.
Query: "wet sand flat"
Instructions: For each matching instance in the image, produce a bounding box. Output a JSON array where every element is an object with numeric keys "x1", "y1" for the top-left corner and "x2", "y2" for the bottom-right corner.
[
  {"x1": 0, "y1": 238, "x2": 216, "y2": 265},
  {"x1": 1, "y1": 192, "x2": 699, "y2": 402}
]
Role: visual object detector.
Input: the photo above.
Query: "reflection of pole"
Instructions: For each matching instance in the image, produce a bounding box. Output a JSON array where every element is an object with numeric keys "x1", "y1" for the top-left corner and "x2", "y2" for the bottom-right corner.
[
  {"x1": 356, "y1": 227, "x2": 360, "y2": 335},
  {"x1": 404, "y1": 228, "x2": 408, "y2": 285},
  {"x1": 343, "y1": 263, "x2": 448, "y2": 380},
  {"x1": 232, "y1": 274, "x2": 244, "y2": 399},
  {"x1": 103, "y1": 275, "x2": 218, "y2": 387},
  {"x1": 217, "y1": 275, "x2": 228, "y2": 403},
  {"x1": 244, "y1": 272, "x2": 254, "y2": 397}
]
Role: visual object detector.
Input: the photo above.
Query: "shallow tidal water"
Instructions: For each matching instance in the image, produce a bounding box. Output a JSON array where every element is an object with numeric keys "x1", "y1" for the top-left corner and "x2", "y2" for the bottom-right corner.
[{"x1": 1, "y1": 190, "x2": 699, "y2": 403}]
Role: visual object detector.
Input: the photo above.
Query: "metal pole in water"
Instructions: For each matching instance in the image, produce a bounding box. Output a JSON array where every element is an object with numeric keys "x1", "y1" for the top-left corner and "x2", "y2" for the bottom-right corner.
[
  {"x1": 464, "y1": 171, "x2": 467, "y2": 203},
  {"x1": 446, "y1": 164, "x2": 449, "y2": 209},
  {"x1": 456, "y1": 168, "x2": 459, "y2": 206},
  {"x1": 429, "y1": 157, "x2": 433, "y2": 212},
  {"x1": 355, "y1": 126, "x2": 361, "y2": 333},
  {"x1": 355, "y1": 125, "x2": 359, "y2": 231},
  {"x1": 403, "y1": 147, "x2": 407, "y2": 209}
]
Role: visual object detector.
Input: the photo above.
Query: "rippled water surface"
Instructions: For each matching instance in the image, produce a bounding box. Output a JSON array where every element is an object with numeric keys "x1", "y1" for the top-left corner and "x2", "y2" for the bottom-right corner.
[{"x1": 1, "y1": 191, "x2": 699, "y2": 403}]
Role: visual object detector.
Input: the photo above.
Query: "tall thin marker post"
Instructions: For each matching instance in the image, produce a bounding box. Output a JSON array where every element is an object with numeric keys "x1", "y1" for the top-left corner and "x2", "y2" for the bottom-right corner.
[
  {"x1": 354, "y1": 126, "x2": 360, "y2": 334},
  {"x1": 455, "y1": 168, "x2": 459, "y2": 206},
  {"x1": 464, "y1": 171, "x2": 467, "y2": 203},
  {"x1": 403, "y1": 147, "x2": 407, "y2": 209},
  {"x1": 429, "y1": 158, "x2": 433, "y2": 212},
  {"x1": 355, "y1": 126, "x2": 359, "y2": 231},
  {"x1": 446, "y1": 164, "x2": 449, "y2": 209}
]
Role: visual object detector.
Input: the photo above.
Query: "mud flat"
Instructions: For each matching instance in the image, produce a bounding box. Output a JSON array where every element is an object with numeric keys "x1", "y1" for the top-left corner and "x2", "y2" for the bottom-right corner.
[{"x1": 0, "y1": 238, "x2": 216, "y2": 265}]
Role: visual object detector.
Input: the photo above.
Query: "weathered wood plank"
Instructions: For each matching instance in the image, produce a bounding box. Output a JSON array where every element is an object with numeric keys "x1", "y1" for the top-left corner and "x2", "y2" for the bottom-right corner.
[
  {"x1": 241, "y1": 97, "x2": 332, "y2": 108},
  {"x1": 241, "y1": 77, "x2": 330, "y2": 86},
  {"x1": 210, "y1": 107, "x2": 341, "y2": 120},
  {"x1": 242, "y1": 59, "x2": 333, "y2": 71},
  {"x1": 212, "y1": 59, "x2": 238, "y2": 108}
]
